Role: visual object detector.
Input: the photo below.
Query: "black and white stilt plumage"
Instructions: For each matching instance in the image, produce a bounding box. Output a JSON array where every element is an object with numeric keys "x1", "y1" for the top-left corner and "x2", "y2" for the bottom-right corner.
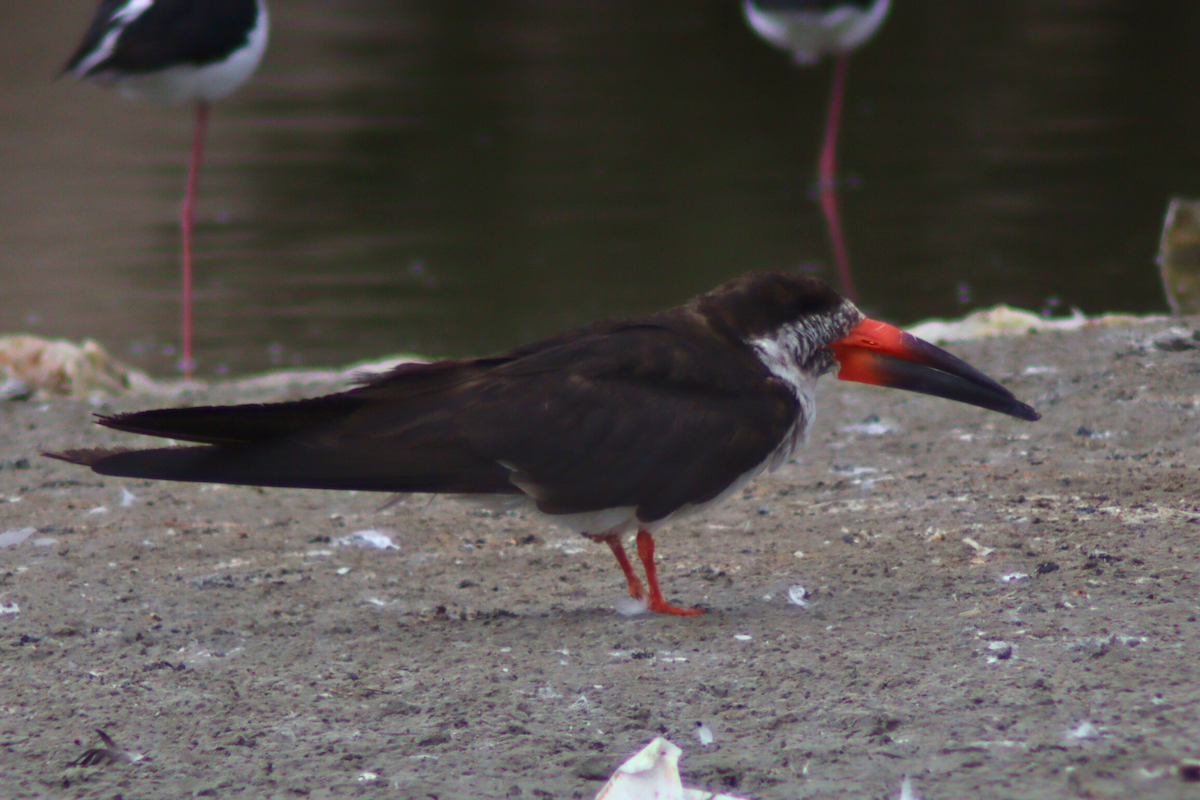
[
  {"x1": 743, "y1": 0, "x2": 890, "y2": 301},
  {"x1": 64, "y1": 0, "x2": 270, "y2": 378},
  {"x1": 47, "y1": 272, "x2": 1038, "y2": 616}
]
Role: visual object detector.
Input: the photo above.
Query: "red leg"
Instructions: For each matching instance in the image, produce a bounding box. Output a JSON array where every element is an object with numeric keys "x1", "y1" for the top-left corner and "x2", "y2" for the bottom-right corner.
[
  {"x1": 818, "y1": 54, "x2": 855, "y2": 302},
  {"x1": 585, "y1": 532, "x2": 645, "y2": 601},
  {"x1": 180, "y1": 100, "x2": 209, "y2": 379},
  {"x1": 636, "y1": 530, "x2": 704, "y2": 616}
]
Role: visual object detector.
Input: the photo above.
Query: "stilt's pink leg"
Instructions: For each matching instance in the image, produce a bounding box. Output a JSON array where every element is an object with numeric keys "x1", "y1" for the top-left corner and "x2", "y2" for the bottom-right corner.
[
  {"x1": 818, "y1": 55, "x2": 855, "y2": 301},
  {"x1": 180, "y1": 100, "x2": 209, "y2": 378}
]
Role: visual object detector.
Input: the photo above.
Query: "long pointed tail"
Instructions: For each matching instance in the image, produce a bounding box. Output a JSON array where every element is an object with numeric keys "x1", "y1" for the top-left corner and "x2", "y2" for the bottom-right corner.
[{"x1": 43, "y1": 441, "x2": 516, "y2": 495}]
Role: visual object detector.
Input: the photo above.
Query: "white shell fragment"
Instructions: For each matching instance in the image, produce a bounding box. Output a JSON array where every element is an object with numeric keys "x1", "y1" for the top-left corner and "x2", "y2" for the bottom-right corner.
[
  {"x1": 0, "y1": 527, "x2": 36, "y2": 547},
  {"x1": 786, "y1": 585, "x2": 811, "y2": 608},
  {"x1": 594, "y1": 737, "x2": 753, "y2": 800},
  {"x1": 896, "y1": 775, "x2": 923, "y2": 800},
  {"x1": 842, "y1": 415, "x2": 897, "y2": 435},
  {"x1": 1067, "y1": 720, "x2": 1101, "y2": 741},
  {"x1": 961, "y1": 537, "x2": 994, "y2": 558},
  {"x1": 333, "y1": 529, "x2": 398, "y2": 550}
]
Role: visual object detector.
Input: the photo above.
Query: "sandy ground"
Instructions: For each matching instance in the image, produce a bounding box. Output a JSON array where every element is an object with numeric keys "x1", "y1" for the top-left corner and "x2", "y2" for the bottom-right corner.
[{"x1": 2, "y1": 318, "x2": 1200, "y2": 800}]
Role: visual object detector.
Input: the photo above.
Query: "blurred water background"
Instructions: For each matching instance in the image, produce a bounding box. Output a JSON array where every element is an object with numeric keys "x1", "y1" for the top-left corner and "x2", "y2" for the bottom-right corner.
[{"x1": 2, "y1": 0, "x2": 1199, "y2": 376}]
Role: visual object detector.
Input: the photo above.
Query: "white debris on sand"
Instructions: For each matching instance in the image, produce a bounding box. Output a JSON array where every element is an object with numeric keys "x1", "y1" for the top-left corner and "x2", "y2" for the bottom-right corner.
[
  {"x1": 962, "y1": 537, "x2": 995, "y2": 561},
  {"x1": 896, "y1": 775, "x2": 923, "y2": 800},
  {"x1": 1067, "y1": 720, "x2": 1102, "y2": 741},
  {"x1": 334, "y1": 529, "x2": 399, "y2": 550},
  {"x1": 841, "y1": 415, "x2": 898, "y2": 436},
  {"x1": 906, "y1": 305, "x2": 1154, "y2": 344},
  {"x1": 0, "y1": 527, "x2": 36, "y2": 547},
  {"x1": 0, "y1": 335, "x2": 154, "y2": 397},
  {"x1": 787, "y1": 585, "x2": 812, "y2": 609},
  {"x1": 594, "y1": 737, "x2": 751, "y2": 800}
]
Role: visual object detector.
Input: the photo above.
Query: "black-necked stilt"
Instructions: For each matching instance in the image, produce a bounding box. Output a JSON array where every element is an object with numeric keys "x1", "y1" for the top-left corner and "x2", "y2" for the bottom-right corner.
[
  {"x1": 743, "y1": 0, "x2": 891, "y2": 301},
  {"x1": 48, "y1": 272, "x2": 1038, "y2": 616},
  {"x1": 64, "y1": 0, "x2": 270, "y2": 378}
]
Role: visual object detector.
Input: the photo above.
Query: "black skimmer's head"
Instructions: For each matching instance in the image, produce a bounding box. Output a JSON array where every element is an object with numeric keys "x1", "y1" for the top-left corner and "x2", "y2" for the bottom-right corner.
[
  {"x1": 46, "y1": 272, "x2": 1038, "y2": 616},
  {"x1": 677, "y1": 272, "x2": 1039, "y2": 427},
  {"x1": 743, "y1": 0, "x2": 891, "y2": 64},
  {"x1": 64, "y1": 0, "x2": 269, "y2": 104}
]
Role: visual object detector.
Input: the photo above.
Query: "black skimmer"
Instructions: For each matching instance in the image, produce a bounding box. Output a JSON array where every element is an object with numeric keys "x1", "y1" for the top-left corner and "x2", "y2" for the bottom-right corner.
[
  {"x1": 47, "y1": 272, "x2": 1038, "y2": 615},
  {"x1": 64, "y1": 0, "x2": 271, "y2": 379},
  {"x1": 743, "y1": 0, "x2": 891, "y2": 300}
]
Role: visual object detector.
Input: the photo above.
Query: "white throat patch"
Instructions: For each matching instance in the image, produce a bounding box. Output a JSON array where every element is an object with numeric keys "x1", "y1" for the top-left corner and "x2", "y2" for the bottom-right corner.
[
  {"x1": 749, "y1": 328, "x2": 819, "y2": 468},
  {"x1": 747, "y1": 300, "x2": 862, "y2": 468}
]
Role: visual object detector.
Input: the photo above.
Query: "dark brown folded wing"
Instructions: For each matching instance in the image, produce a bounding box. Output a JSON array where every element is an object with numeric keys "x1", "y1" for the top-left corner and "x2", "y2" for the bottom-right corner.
[{"x1": 49, "y1": 320, "x2": 800, "y2": 519}]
